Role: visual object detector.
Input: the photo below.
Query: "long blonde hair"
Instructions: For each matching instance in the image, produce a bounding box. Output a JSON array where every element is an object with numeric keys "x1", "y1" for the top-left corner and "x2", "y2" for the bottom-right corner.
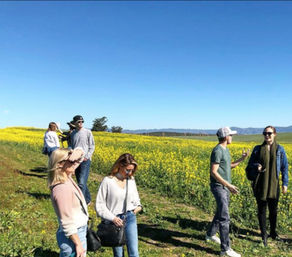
[{"x1": 48, "y1": 148, "x2": 70, "y2": 187}]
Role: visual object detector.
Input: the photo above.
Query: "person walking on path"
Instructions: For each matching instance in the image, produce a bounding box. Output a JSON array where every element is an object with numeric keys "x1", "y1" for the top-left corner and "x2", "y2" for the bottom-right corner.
[
  {"x1": 205, "y1": 127, "x2": 249, "y2": 257},
  {"x1": 246, "y1": 125, "x2": 288, "y2": 246},
  {"x1": 70, "y1": 115, "x2": 95, "y2": 205}
]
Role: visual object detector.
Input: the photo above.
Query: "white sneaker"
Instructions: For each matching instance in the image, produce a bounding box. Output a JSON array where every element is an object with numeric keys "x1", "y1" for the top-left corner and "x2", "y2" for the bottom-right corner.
[
  {"x1": 206, "y1": 234, "x2": 221, "y2": 244},
  {"x1": 220, "y1": 248, "x2": 241, "y2": 257}
]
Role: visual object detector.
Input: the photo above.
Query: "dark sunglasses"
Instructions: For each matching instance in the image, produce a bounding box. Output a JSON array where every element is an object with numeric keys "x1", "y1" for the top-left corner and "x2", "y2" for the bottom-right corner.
[
  {"x1": 125, "y1": 169, "x2": 134, "y2": 174},
  {"x1": 77, "y1": 120, "x2": 84, "y2": 124},
  {"x1": 263, "y1": 132, "x2": 273, "y2": 136}
]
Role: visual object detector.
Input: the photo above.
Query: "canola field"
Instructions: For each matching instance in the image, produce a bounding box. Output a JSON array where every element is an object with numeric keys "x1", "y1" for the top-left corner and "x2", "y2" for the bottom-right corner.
[{"x1": 1, "y1": 127, "x2": 291, "y2": 232}]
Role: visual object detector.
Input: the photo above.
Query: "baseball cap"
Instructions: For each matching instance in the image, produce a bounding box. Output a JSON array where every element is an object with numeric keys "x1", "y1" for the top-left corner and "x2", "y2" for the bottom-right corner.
[
  {"x1": 73, "y1": 115, "x2": 84, "y2": 123},
  {"x1": 216, "y1": 127, "x2": 237, "y2": 138}
]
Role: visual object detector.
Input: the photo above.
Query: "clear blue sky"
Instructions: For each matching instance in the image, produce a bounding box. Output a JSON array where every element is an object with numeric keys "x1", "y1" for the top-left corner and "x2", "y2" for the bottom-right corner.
[{"x1": 1, "y1": 2, "x2": 292, "y2": 130}]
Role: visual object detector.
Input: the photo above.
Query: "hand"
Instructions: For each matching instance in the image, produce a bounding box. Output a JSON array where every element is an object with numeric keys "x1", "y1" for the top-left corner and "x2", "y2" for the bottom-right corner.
[
  {"x1": 83, "y1": 158, "x2": 88, "y2": 162},
  {"x1": 227, "y1": 184, "x2": 240, "y2": 194},
  {"x1": 112, "y1": 217, "x2": 124, "y2": 227},
  {"x1": 133, "y1": 206, "x2": 142, "y2": 215},
  {"x1": 75, "y1": 243, "x2": 86, "y2": 257},
  {"x1": 242, "y1": 149, "x2": 250, "y2": 160},
  {"x1": 282, "y1": 186, "x2": 288, "y2": 194},
  {"x1": 258, "y1": 164, "x2": 265, "y2": 172}
]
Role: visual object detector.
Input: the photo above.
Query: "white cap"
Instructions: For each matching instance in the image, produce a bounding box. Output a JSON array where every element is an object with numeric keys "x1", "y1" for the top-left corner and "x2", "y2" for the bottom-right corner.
[{"x1": 216, "y1": 127, "x2": 237, "y2": 138}]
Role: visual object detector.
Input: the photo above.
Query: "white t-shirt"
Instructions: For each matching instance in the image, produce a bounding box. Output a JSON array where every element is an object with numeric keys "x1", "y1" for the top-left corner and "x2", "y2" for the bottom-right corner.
[{"x1": 95, "y1": 176, "x2": 141, "y2": 221}]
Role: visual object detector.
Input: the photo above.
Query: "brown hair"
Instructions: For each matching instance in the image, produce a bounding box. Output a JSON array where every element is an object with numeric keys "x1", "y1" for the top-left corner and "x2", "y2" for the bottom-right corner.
[
  {"x1": 109, "y1": 153, "x2": 138, "y2": 177},
  {"x1": 48, "y1": 122, "x2": 57, "y2": 132},
  {"x1": 263, "y1": 125, "x2": 277, "y2": 134}
]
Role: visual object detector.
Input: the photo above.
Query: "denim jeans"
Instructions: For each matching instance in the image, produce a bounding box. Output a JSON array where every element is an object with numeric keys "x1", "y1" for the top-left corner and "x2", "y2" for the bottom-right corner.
[
  {"x1": 207, "y1": 183, "x2": 230, "y2": 252},
  {"x1": 56, "y1": 225, "x2": 87, "y2": 257},
  {"x1": 75, "y1": 159, "x2": 91, "y2": 204},
  {"x1": 113, "y1": 211, "x2": 139, "y2": 257}
]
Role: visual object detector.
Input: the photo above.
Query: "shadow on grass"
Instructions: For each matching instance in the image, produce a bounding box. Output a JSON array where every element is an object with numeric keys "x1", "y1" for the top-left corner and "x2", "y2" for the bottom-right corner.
[
  {"x1": 16, "y1": 190, "x2": 50, "y2": 199},
  {"x1": 138, "y1": 223, "x2": 218, "y2": 255},
  {"x1": 14, "y1": 168, "x2": 47, "y2": 179},
  {"x1": 33, "y1": 247, "x2": 58, "y2": 257},
  {"x1": 163, "y1": 215, "x2": 264, "y2": 244},
  {"x1": 30, "y1": 166, "x2": 48, "y2": 173}
]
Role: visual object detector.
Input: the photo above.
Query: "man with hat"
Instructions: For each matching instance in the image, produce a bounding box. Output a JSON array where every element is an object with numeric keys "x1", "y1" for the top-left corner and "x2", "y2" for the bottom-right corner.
[
  {"x1": 205, "y1": 127, "x2": 249, "y2": 257},
  {"x1": 70, "y1": 115, "x2": 95, "y2": 205}
]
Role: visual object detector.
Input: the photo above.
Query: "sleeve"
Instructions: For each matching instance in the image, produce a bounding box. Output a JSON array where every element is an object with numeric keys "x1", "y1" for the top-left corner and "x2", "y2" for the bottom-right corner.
[
  {"x1": 245, "y1": 146, "x2": 260, "y2": 181},
  {"x1": 95, "y1": 178, "x2": 116, "y2": 221},
  {"x1": 281, "y1": 147, "x2": 289, "y2": 187},
  {"x1": 132, "y1": 179, "x2": 142, "y2": 208},
  {"x1": 52, "y1": 186, "x2": 77, "y2": 237},
  {"x1": 53, "y1": 132, "x2": 60, "y2": 147},
  {"x1": 211, "y1": 148, "x2": 222, "y2": 164},
  {"x1": 86, "y1": 130, "x2": 95, "y2": 159}
]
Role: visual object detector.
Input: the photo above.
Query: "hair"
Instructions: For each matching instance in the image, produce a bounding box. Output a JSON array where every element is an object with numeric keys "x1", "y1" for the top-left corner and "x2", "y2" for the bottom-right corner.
[
  {"x1": 218, "y1": 137, "x2": 227, "y2": 143},
  {"x1": 109, "y1": 153, "x2": 138, "y2": 177},
  {"x1": 47, "y1": 148, "x2": 71, "y2": 186},
  {"x1": 48, "y1": 122, "x2": 57, "y2": 132},
  {"x1": 263, "y1": 125, "x2": 277, "y2": 134}
]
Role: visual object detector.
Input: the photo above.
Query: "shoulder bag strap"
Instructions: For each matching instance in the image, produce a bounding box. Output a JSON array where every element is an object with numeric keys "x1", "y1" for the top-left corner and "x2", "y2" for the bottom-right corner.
[{"x1": 123, "y1": 178, "x2": 129, "y2": 215}]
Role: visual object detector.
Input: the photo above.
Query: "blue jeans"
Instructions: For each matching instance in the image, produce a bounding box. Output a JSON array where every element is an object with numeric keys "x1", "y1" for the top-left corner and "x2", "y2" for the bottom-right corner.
[
  {"x1": 56, "y1": 225, "x2": 87, "y2": 257},
  {"x1": 207, "y1": 183, "x2": 230, "y2": 252},
  {"x1": 75, "y1": 159, "x2": 91, "y2": 204},
  {"x1": 113, "y1": 211, "x2": 139, "y2": 257}
]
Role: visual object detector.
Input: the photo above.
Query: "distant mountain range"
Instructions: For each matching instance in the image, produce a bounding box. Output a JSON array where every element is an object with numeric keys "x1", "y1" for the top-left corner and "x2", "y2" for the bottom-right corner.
[{"x1": 123, "y1": 126, "x2": 292, "y2": 135}]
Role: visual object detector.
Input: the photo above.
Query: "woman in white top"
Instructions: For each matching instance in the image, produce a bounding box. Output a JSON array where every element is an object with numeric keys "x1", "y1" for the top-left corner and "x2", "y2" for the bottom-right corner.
[
  {"x1": 48, "y1": 148, "x2": 88, "y2": 257},
  {"x1": 95, "y1": 153, "x2": 142, "y2": 257},
  {"x1": 43, "y1": 122, "x2": 60, "y2": 156}
]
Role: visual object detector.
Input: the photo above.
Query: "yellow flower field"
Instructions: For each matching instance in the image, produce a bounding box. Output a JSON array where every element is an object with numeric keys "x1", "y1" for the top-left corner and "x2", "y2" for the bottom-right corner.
[{"x1": 1, "y1": 127, "x2": 291, "y2": 231}]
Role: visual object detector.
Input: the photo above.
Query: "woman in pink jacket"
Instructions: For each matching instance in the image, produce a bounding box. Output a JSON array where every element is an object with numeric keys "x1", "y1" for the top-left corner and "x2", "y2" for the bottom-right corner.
[{"x1": 48, "y1": 148, "x2": 88, "y2": 257}]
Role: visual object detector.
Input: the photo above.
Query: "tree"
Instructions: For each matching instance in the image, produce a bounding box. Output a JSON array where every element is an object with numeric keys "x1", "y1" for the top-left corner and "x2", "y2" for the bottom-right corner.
[
  {"x1": 92, "y1": 117, "x2": 108, "y2": 131},
  {"x1": 111, "y1": 126, "x2": 123, "y2": 133}
]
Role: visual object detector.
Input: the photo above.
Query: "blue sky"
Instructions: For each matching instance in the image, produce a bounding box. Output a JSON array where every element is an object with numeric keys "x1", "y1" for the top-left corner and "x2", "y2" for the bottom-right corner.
[{"x1": 1, "y1": 2, "x2": 292, "y2": 130}]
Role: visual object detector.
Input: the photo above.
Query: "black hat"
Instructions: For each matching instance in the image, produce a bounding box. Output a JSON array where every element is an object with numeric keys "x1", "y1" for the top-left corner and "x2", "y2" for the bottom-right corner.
[
  {"x1": 73, "y1": 115, "x2": 84, "y2": 123},
  {"x1": 67, "y1": 121, "x2": 76, "y2": 129}
]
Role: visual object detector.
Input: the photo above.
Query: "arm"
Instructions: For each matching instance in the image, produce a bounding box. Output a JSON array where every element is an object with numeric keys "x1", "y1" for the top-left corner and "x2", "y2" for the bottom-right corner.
[
  {"x1": 132, "y1": 179, "x2": 142, "y2": 215},
  {"x1": 85, "y1": 130, "x2": 95, "y2": 160},
  {"x1": 210, "y1": 163, "x2": 239, "y2": 194},
  {"x1": 69, "y1": 234, "x2": 86, "y2": 257},
  {"x1": 231, "y1": 149, "x2": 250, "y2": 168},
  {"x1": 280, "y1": 147, "x2": 289, "y2": 193}
]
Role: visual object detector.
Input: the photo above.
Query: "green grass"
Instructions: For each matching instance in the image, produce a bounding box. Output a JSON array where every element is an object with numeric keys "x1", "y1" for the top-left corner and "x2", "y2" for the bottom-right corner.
[
  {"x1": 0, "y1": 141, "x2": 291, "y2": 257},
  {"x1": 176, "y1": 132, "x2": 292, "y2": 144}
]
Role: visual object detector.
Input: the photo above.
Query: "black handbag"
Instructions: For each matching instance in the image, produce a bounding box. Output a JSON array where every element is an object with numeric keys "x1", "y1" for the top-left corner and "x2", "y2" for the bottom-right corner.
[
  {"x1": 87, "y1": 218, "x2": 101, "y2": 251},
  {"x1": 97, "y1": 178, "x2": 128, "y2": 247},
  {"x1": 97, "y1": 220, "x2": 126, "y2": 247}
]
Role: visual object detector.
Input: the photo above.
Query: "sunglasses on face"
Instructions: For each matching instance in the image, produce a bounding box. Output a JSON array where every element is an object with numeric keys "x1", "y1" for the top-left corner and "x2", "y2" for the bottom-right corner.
[
  {"x1": 125, "y1": 169, "x2": 134, "y2": 174},
  {"x1": 263, "y1": 132, "x2": 273, "y2": 136},
  {"x1": 77, "y1": 121, "x2": 84, "y2": 124}
]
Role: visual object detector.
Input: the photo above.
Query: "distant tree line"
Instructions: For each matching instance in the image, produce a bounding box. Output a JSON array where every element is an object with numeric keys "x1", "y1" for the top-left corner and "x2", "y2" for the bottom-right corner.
[
  {"x1": 140, "y1": 132, "x2": 210, "y2": 137},
  {"x1": 91, "y1": 116, "x2": 123, "y2": 133}
]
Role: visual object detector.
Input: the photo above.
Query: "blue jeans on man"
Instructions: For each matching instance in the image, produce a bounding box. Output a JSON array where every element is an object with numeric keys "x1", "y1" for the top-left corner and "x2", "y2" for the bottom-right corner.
[
  {"x1": 75, "y1": 159, "x2": 91, "y2": 204},
  {"x1": 207, "y1": 183, "x2": 230, "y2": 252},
  {"x1": 113, "y1": 211, "x2": 139, "y2": 257}
]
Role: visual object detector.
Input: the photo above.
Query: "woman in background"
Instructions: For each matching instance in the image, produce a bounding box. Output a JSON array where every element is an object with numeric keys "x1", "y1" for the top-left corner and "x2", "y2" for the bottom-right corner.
[
  {"x1": 43, "y1": 122, "x2": 60, "y2": 156},
  {"x1": 95, "y1": 153, "x2": 142, "y2": 257},
  {"x1": 246, "y1": 126, "x2": 288, "y2": 246},
  {"x1": 48, "y1": 148, "x2": 88, "y2": 257}
]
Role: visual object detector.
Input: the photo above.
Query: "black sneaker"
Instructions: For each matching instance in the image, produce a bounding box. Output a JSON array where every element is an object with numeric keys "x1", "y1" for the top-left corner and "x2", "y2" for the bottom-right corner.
[{"x1": 269, "y1": 233, "x2": 283, "y2": 242}]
